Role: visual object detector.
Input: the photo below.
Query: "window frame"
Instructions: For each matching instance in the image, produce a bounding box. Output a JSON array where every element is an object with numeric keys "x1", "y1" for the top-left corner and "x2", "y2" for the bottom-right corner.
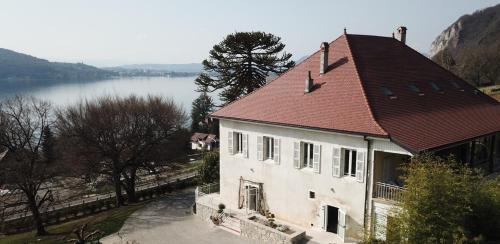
[
  {"x1": 235, "y1": 132, "x2": 243, "y2": 154},
  {"x1": 302, "y1": 142, "x2": 314, "y2": 168},
  {"x1": 343, "y1": 148, "x2": 357, "y2": 177},
  {"x1": 264, "y1": 136, "x2": 275, "y2": 160}
]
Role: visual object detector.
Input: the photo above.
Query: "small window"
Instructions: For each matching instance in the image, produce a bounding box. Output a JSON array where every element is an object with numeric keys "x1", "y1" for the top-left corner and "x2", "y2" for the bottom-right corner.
[
  {"x1": 302, "y1": 142, "x2": 314, "y2": 168},
  {"x1": 408, "y1": 83, "x2": 421, "y2": 93},
  {"x1": 309, "y1": 191, "x2": 315, "y2": 199},
  {"x1": 380, "y1": 86, "x2": 397, "y2": 99},
  {"x1": 380, "y1": 86, "x2": 394, "y2": 97},
  {"x1": 343, "y1": 149, "x2": 357, "y2": 177},
  {"x1": 450, "y1": 81, "x2": 464, "y2": 91},
  {"x1": 234, "y1": 132, "x2": 243, "y2": 154},
  {"x1": 264, "y1": 136, "x2": 274, "y2": 160},
  {"x1": 429, "y1": 81, "x2": 442, "y2": 92}
]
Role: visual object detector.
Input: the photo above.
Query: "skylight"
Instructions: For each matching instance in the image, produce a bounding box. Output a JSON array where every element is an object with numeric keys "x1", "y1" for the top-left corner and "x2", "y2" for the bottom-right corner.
[
  {"x1": 450, "y1": 81, "x2": 464, "y2": 91},
  {"x1": 380, "y1": 86, "x2": 396, "y2": 98},
  {"x1": 408, "y1": 83, "x2": 422, "y2": 93},
  {"x1": 429, "y1": 81, "x2": 443, "y2": 92}
]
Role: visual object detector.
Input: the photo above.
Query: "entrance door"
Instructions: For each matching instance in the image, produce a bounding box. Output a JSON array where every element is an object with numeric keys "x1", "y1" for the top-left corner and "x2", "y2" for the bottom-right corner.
[
  {"x1": 326, "y1": 205, "x2": 339, "y2": 233},
  {"x1": 246, "y1": 185, "x2": 258, "y2": 211}
]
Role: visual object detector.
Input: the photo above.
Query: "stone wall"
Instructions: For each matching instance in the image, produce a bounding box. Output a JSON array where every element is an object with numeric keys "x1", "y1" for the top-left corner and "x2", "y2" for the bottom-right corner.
[
  {"x1": 195, "y1": 203, "x2": 216, "y2": 222},
  {"x1": 240, "y1": 217, "x2": 305, "y2": 244}
]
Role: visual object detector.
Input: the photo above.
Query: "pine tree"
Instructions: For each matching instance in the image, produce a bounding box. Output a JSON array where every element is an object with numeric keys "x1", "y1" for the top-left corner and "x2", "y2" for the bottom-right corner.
[
  {"x1": 195, "y1": 31, "x2": 295, "y2": 104},
  {"x1": 191, "y1": 92, "x2": 215, "y2": 133}
]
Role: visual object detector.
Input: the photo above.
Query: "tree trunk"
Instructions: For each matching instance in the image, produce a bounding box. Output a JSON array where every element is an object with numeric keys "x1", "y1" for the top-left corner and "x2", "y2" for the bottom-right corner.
[
  {"x1": 124, "y1": 167, "x2": 138, "y2": 203},
  {"x1": 27, "y1": 194, "x2": 47, "y2": 236},
  {"x1": 112, "y1": 172, "x2": 124, "y2": 207}
]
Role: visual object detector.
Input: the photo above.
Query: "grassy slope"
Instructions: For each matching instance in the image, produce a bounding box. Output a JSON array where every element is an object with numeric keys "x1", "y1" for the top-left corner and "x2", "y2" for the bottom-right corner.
[{"x1": 0, "y1": 203, "x2": 144, "y2": 244}]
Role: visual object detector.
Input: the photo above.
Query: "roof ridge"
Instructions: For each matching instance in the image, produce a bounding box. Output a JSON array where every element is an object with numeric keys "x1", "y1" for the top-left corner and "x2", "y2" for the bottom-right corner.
[{"x1": 344, "y1": 34, "x2": 388, "y2": 135}]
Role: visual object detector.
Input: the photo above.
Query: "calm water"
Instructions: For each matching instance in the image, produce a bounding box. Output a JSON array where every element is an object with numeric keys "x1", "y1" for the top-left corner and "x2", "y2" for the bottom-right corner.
[{"x1": 0, "y1": 77, "x2": 204, "y2": 113}]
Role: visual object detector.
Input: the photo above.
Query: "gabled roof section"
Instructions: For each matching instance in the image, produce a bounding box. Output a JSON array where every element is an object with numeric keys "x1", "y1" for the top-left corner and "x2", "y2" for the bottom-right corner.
[
  {"x1": 212, "y1": 35, "x2": 388, "y2": 137},
  {"x1": 347, "y1": 34, "x2": 500, "y2": 152}
]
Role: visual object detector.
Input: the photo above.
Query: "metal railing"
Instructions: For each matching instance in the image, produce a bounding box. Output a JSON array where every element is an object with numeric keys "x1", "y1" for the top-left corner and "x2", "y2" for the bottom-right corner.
[
  {"x1": 373, "y1": 182, "x2": 405, "y2": 202},
  {"x1": 197, "y1": 183, "x2": 220, "y2": 197}
]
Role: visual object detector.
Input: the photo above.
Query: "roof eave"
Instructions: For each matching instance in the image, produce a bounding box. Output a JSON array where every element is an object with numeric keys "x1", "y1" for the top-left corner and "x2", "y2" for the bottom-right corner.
[{"x1": 211, "y1": 115, "x2": 390, "y2": 139}]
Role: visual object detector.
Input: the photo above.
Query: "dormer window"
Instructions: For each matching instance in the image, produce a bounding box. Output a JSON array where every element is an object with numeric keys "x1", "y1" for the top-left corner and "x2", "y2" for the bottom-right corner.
[
  {"x1": 429, "y1": 82, "x2": 443, "y2": 93},
  {"x1": 380, "y1": 86, "x2": 396, "y2": 99}
]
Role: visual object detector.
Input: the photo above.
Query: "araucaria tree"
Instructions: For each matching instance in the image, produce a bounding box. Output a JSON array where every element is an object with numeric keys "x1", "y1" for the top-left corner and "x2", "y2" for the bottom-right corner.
[
  {"x1": 195, "y1": 31, "x2": 295, "y2": 103},
  {"x1": 190, "y1": 92, "x2": 215, "y2": 133},
  {"x1": 57, "y1": 96, "x2": 188, "y2": 206},
  {"x1": 0, "y1": 96, "x2": 60, "y2": 235}
]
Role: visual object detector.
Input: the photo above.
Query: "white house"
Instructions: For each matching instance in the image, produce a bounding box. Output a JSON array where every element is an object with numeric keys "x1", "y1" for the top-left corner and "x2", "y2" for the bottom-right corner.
[
  {"x1": 197, "y1": 28, "x2": 500, "y2": 243},
  {"x1": 191, "y1": 132, "x2": 218, "y2": 151}
]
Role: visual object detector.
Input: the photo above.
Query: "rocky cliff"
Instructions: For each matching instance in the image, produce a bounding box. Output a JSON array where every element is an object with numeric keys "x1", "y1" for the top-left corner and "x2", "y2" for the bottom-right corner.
[{"x1": 429, "y1": 3, "x2": 500, "y2": 58}]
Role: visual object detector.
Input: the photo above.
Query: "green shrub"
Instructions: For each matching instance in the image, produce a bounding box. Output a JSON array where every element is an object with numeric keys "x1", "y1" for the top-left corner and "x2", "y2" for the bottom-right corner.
[
  {"x1": 387, "y1": 153, "x2": 500, "y2": 243},
  {"x1": 198, "y1": 151, "x2": 219, "y2": 184}
]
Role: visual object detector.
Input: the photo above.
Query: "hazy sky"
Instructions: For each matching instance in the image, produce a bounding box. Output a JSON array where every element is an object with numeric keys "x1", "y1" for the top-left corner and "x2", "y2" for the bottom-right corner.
[{"x1": 1, "y1": 0, "x2": 498, "y2": 67}]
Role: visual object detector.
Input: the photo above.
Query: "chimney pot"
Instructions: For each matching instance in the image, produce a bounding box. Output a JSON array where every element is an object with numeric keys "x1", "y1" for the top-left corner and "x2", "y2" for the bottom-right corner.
[
  {"x1": 305, "y1": 71, "x2": 313, "y2": 93},
  {"x1": 397, "y1": 26, "x2": 407, "y2": 44},
  {"x1": 320, "y1": 42, "x2": 329, "y2": 74}
]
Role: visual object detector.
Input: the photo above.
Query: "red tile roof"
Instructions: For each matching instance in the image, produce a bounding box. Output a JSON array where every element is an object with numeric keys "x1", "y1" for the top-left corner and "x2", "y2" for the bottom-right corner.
[{"x1": 211, "y1": 34, "x2": 500, "y2": 153}]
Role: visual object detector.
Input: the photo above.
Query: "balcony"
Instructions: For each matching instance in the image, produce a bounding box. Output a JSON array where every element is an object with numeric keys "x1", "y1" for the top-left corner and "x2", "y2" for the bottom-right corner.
[{"x1": 373, "y1": 182, "x2": 405, "y2": 202}]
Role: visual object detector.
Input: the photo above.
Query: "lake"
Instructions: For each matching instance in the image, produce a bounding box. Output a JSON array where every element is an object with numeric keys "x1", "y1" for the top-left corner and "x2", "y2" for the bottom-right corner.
[{"x1": 0, "y1": 77, "x2": 205, "y2": 113}]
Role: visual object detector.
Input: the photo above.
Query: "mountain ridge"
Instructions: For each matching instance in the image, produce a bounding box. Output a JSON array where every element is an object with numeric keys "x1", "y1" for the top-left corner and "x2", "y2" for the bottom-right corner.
[{"x1": 0, "y1": 48, "x2": 114, "y2": 81}]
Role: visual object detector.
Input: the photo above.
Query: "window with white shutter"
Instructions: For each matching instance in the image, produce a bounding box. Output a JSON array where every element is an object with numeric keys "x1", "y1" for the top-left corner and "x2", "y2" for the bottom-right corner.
[
  {"x1": 293, "y1": 142, "x2": 301, "y2": 168},
  {"x1": 273, "y1": 138, "x2": 280, "y2": 164},
  {"x1": 355, "y1": 151, "x2": 366, "y2": 182},
  {"x1": 228, "y1": 131, "x2": 233, "y2": 155},
  {"x1": 313, "y1": 144, "x2": 321, "y2": 173},
  {"x1": 242, "y1": 134, "x2": 248, "y2": 158},
  {"x1": 257, "y1": 136, "x2": 264, "y2": 161},
  {"x1": 332, "y1": 146, "x2": 341, "y2": 177}
]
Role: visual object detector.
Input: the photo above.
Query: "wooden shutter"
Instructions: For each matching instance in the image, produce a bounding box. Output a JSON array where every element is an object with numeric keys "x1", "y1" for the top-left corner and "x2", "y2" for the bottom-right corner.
[
  {"x1": 320, "y1": 205, "x2": 327, "y2": 230},
  {"x1": 338, "y1": 209, "x2": 346, "y2": 241},
  {"x1": 257, "y1": 136, "x2": 264, "y2": 161},
  {"x1": 228, "y1": 131, "x2": 233, "y2": 155},
  {"x1": 332, "y1": 146, "x2": 341, "y2": 177},
  {"x1": 356, "y1": 151, "x2": 366, "y2": 182},
  {"x1": 273, "y1": 138, "x2": 280, "y2": 164},
  {"x1": 313, "y1": 144, "x2": 321, "y2": 173},
  {"x1": 293, "y1": 142, "x2": 301, "y2": 168},
  {"x1": 242, "y1": 134, "x2": 249, "y2": 158}
]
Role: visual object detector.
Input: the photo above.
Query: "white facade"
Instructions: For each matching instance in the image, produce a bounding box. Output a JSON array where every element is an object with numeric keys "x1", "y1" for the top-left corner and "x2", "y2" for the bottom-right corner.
[{"x1": 218, "y1": 118, "x2": 411, "y2": 241}]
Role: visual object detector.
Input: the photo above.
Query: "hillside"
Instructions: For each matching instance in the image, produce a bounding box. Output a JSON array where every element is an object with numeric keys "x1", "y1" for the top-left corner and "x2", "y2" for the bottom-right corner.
[
  {"x1": 430, "y1": 3, "x2": 500, "y2": 87},
  {"x1": 0, "y1": 48, "x2": 115, "y2": 81}
]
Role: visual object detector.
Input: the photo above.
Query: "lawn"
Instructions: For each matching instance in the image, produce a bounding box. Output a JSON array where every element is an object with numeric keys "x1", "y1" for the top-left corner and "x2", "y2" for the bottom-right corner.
[{"x1": 0, "y1": 203, "x2": 145, "y2": 244}]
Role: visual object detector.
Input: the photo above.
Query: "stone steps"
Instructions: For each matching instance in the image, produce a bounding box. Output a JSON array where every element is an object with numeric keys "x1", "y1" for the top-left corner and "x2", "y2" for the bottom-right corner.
[{"x1": 219, "y1": 216, "x2": 241, "y2": 235}]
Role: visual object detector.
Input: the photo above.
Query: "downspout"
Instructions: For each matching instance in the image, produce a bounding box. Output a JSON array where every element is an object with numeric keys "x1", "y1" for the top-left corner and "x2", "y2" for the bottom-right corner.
[{"x1": 363, "y1": 136, "x2": 373, "y2": 235}]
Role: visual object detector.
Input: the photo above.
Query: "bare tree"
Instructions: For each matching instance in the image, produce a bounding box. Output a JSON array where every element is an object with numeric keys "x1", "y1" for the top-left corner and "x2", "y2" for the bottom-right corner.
[
  {"x1": 56, "y1": 95, "x2": 188, "y2": 205},
  {"x1": 0, "y1": 96, "x2": 60, "y2": 235}
]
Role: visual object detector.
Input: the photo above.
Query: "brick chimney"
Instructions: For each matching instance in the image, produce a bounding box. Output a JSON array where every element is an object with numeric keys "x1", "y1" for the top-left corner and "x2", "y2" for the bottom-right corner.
[
  {"x1": 305, "y1": 71, "x2": 313, "y2": 93},
  {"x1": 320, "y1": 42, "x2": 329, "y2": 74},
  {"x1": 397, "y1": 26, "x2": 407, "y2": 44}
]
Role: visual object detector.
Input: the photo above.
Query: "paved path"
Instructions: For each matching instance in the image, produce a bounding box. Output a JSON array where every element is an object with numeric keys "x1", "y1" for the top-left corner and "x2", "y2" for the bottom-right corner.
[{"x1": 101, "y1": 188, "x2": 254, "y2": 244}]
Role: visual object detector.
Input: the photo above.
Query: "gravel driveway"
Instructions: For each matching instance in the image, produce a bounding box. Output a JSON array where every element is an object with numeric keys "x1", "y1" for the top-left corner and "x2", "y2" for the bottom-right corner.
[{"x1": 101, "y1": 188, "x2": 254, "y2": 244}]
